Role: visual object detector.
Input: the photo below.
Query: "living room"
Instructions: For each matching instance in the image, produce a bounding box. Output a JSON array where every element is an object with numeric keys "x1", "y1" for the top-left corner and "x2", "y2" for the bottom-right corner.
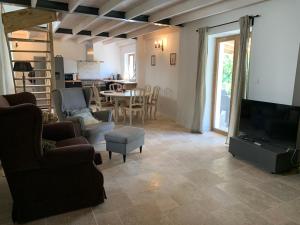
[{"x1": 1, "y1": 0, "x2": 300, "y2": 225}]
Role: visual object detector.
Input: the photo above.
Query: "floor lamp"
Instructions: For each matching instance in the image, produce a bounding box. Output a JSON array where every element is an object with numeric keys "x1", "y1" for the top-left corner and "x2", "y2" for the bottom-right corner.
[{"x1": 13, "y1": 61, "x2": 33, "y2": 92}]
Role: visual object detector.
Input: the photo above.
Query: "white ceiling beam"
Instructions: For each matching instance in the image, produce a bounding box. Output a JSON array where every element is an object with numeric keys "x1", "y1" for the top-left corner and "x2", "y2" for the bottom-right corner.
[
  {"x1": 102, "y1": 37, "x2": 130, "y2": 45},
  {"x1": 69, "y1": 0, "x2": 85, "y2": 12},
  {"x1": 125, "y1": 0, "x2": 175, "y2": 19},
  {"x1": 91, "y1": 20, "x2": 125, "y2": 36},
  {"x1": 31, "y1": 0, "x2": 37, "y2": 7},
  {"x1": 92, "y1": 36, "x2": 107, "y2": 44},
  {"x1": 71, "y1": 0, "x2": 124, "y2": 36},
  {"x1": 73, "y1": 17, "x2": 99, "y2": 34},
  {"x1": 55, "y1": 0, "x2": 85, "y2": 31},
  {"x1": 171, "y1": 0, "x2": 266, "y2": 25},
  {"x1": 99, "y1": 0, "x2": 123, "y2": 16},
  {"x1": 109, "y1": 23, "x2": 149, "y2": 37},
  {"x1": 127, "y1": 25, "x2": 164, "y2": 39},
  {"x1": 149, "y1": 0, "x2": 223, "y2": 22},
  {"x1": 77, "y1": 35, "x2": 94, "y2": 44}
]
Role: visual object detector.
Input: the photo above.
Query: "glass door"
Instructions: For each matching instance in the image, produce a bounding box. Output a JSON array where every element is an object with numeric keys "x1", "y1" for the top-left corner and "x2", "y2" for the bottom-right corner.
[{"x1": 212, "y1": 35, "x2": 240, "y2": 134}]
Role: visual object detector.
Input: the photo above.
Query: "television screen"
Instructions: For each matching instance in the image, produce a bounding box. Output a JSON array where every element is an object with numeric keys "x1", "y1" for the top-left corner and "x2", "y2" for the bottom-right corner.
[{"x1": 239, "y1": 99, "x2": 300, "y2": 148}]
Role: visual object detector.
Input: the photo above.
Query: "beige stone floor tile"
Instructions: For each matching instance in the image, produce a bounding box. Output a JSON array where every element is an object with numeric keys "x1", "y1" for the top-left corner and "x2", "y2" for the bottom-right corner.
[
  {"x1": 93, "y1": 211, "x2": 123, "y2": 225},
  {"x1": 1, "y1": 118, "x2": 300, "y2": 225},
  {"x1": 207, "y1": 204, "x2": 273, "y2": 225},
  {"x1": 166, "y1": 201, "x2": 209, "y2": 225},
  {"x1": 117, "y1": 202, "x2": 163, "y2": 225},
  {"x1": 255, "y1": 180, "x2": 300, "y2": 202}
]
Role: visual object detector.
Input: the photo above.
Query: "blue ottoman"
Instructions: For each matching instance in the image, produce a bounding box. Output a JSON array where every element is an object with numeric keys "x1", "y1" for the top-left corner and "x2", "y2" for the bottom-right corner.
[{"x1": 104, "y1": 126, "x2": 145, "y2": 162}]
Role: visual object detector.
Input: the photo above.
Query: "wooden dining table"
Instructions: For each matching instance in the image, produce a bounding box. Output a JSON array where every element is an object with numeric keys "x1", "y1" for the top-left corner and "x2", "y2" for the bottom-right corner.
[{"x1": 100, "y1": 90, "x2": 152, "y2": 122}]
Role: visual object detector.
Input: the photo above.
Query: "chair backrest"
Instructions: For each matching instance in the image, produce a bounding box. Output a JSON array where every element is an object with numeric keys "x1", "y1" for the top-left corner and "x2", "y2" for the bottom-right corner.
[
  {"x1": 144, "y1": 85, "x2": 151, "y2": 93},
  {"x1": 0, "y1": 94, "x2": 43, "y2": 173},
  {"x1": 90, "y1": 86, "x2": 102, "y2": 110},
  {"x1": 151, "y1": 86, "x2": 160, "y2": 103},
  {"x1": 52, "y1": 88, "x2": 89, "y2": 120},
  {"x1": 109, "y1": 83, "x2": 123, "y2": 91},
  {"x1": 129, "y1": 88, "x2": 145, "y2": 108}
]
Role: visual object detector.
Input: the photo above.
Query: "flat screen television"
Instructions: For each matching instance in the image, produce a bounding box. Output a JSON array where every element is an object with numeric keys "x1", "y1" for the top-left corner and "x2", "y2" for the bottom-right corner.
[{"x1": 239, "y1": 99, "x2": 300, "y2": 149}]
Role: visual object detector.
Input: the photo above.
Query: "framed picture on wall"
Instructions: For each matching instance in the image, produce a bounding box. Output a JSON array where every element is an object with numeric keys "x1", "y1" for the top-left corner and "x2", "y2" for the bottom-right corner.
[
  {"x1": 151, "y1": 55, "x2": 156, "y2": 66},
  {"x1": 170, "y1": 53, "x2": 176, "y2": 65}
]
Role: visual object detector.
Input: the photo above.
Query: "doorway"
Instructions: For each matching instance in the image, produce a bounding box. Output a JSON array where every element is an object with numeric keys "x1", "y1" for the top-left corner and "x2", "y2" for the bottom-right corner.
[{"x1": 212, "y1": 35, "x2": 240, "y2": 135}]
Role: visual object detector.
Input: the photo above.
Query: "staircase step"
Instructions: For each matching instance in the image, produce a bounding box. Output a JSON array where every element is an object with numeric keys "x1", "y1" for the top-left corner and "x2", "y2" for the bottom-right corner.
[
  {"x1": 21, "y1": 26, "x2": 49, "y2": 33},
  {"x1": 16, "y1": 85, "x2": 51, "y2": 88},
  {"x1": 31, "y1": 91, "x2": 51, "y2": 94},
  {"x1": 14, "y1": 77, "x2": 51, "y2": 80},
  {"x1": 36, "y1": 98, "x2": 51, "y2": 101},
  {"x1": 10, "y1": 50, "x2": 50, "y2": 53},
  {"x1": 12, "y1": 60, "x2": 51, "y2": 63},
  {"x1": 8, "y1": 38, "x2": 50, "y2": 43}
]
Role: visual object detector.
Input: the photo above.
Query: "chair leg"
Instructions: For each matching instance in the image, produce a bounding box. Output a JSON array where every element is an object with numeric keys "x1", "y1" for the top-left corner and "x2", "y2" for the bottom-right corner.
[
  {"x1": 123, "y1": 109, "x2": 126, "y2": 123},
  {"x1": 141, "y1": 110, "x2": 144, "y2": 124},
  {"x1": 154, "y1": 105, "x2": 158, "y2": 120},
  {"x1": 109, "y1": 151, "x2": 112, "y2": 160},
  {"x1": 129, "y1": 111, "x2": 132, "y2": 126},
  {"x1": 140, "y1": 146, "x2": 142, "y2": 153},
  {"x1": 123, "y1": 154, "x2": 126, "y2": 163}
]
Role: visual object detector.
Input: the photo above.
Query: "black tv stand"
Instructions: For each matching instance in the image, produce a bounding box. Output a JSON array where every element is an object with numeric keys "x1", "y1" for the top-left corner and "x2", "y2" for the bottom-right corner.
[{"x1": 229, "y1": 136, "x2": 297, "y2": 173}]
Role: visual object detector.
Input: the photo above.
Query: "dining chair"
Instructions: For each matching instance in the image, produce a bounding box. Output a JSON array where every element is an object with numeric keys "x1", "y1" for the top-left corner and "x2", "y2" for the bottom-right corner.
[
  {"x1": 148, "y1": 86, "x2": 160, "y2": 120},
  {"x1": 109, "y1": 83, "x2": 123, "y2": 91},
  {"x1": 144, "y1": 85, "x2": 151, "y2": 119},
  {"x1": 144, "y1": 85, "x2": 152, "y2": 93},
  {"x1": 90, "y1": 86, "x2": 115, "y2": 114},
  {"x1": 122, "y1": 88, "x2": 146, "y2": 125}
]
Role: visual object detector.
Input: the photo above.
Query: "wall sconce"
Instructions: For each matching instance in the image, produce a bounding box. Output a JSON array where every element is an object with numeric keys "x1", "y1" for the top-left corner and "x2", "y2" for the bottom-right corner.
[{"x1": 154, "y1": 40, "x2": 164, "y2": 52}]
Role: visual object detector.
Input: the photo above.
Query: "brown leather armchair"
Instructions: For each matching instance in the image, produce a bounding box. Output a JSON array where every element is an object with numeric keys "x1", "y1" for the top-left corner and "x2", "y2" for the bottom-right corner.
[{"x1": 0, "y1": 92, "x2": 105, "y2": 223}]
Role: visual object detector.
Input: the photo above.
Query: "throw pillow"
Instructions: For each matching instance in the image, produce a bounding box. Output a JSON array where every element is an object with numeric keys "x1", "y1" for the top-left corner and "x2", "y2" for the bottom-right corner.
[
  {"x1": 70, "y1": 108, "x2": 100, "y2": 126},
  {"x1": 42, "y1": 139, "x2": 56, "y2": 152}
]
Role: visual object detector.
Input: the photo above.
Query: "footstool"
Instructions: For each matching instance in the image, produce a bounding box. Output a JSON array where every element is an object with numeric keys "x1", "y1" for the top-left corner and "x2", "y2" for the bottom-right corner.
[{"x1": 104, "y1": 126, "x2": 145, "y2": 162}]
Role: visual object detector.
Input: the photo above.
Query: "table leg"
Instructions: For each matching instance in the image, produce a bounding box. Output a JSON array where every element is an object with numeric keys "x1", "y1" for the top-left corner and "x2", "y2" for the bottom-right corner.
[{"x1": 114, "y1": 98, "x2": 119, "y2": 122}]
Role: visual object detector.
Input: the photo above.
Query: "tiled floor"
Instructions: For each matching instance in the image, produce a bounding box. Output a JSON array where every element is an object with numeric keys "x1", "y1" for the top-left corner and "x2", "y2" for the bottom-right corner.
[{"x1": 1, "y1": 118, "x2": 300, "y2": 225}]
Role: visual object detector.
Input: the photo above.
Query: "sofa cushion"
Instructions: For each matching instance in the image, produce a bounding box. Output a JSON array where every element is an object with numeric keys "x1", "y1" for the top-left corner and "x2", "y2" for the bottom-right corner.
[
  {"x1": 56, "y1": 136, "x2": 89, "y2": 148},
  {"x1": 59, "y1": 88, "x2": 87, "y2": 113},
  {"x1": 71, "y1": 108, "x2": 100, "y2": 126},
  {"x1": 105, "y1": 126, "x2": 145, "y2": 144},
  {"x1": 0, "y1": 96, "x2": 9, "y2": 107},
  {"x1": 84, "y1": 122, "x2": 115, "y2": 137}
]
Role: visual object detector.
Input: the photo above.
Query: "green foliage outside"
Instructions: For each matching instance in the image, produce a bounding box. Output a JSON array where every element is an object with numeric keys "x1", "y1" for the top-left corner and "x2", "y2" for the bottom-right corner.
[{"x1": 222, "y1": 54, "x2": 233, "y2": 95}]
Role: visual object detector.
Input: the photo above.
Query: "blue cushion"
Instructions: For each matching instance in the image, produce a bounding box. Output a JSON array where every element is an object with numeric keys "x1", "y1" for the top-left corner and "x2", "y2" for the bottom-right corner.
[
  {"x1": 105, "y1": 126, "x2": 145, "y2": 144},
  {"x1": 59, "y1": 88, "x2": 87, "y2": 112}
]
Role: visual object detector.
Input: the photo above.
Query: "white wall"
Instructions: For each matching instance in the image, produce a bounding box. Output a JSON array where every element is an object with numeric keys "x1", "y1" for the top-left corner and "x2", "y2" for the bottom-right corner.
[
  {"x1": 93, "y1": 41, "x2": 121, "y2": 79},
  {"x1": 177, "y1": 0, "x2": 300, "y2": 129},
  {"x1": 53, "y1": 39, "x2": 85, "y2": 73},
  {"x1": 118, "y1": 39, "x2": 136, "y2": 79},
  {"x1": 138, "y1": 28, "x2": 180, "y2": 120}
]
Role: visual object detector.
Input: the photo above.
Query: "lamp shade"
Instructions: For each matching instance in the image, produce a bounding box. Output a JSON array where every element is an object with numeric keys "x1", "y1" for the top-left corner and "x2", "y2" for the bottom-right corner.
[{"x1": 13, "y1": 61, "x2": 33, "y2": 72}]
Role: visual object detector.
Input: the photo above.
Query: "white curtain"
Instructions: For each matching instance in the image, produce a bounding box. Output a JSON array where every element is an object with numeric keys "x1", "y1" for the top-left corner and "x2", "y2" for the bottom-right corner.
[
  {"x1": 191, "y1": 27, "x2": 208, "y2": 133},
  {"x1": 0, "y1": 6, "x2": 14, "y2": 95},
  {"x1": 227, "y1": 16, "x2": 252, "y2": 139}
]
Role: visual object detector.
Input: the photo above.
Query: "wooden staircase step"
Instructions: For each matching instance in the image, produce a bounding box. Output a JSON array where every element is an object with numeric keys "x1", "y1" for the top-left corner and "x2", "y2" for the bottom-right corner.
[
  {"x1": 8, "y1": 38, "x2": 50, "y2": 43},
  {"x1": 12, "y1": 60, "x2": 51, "y2": 63},
  {"x1": 16, "y1": 84, "x2": 51, "y2": 88},
  {"x1": 10, "y1": 50, "x2": 50, "y2": 53},
  {"x1": 31, "y1": 91, "x2": 51, "y2": 94},
  {"x1": 14, "y1": 77, "x2": 51, "y2": 80},
  {"x1": 22, "y1": 26, "x2": 49, "y2": 33},
  {"x1": 36, "y1": 98, "x2": 51, "y2": 101}
]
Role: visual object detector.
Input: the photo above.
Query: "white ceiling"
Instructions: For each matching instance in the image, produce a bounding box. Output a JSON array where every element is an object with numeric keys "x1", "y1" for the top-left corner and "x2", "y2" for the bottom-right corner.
[{"x1": 5, "y1": 0, "x2": 268, "y2": 44}]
